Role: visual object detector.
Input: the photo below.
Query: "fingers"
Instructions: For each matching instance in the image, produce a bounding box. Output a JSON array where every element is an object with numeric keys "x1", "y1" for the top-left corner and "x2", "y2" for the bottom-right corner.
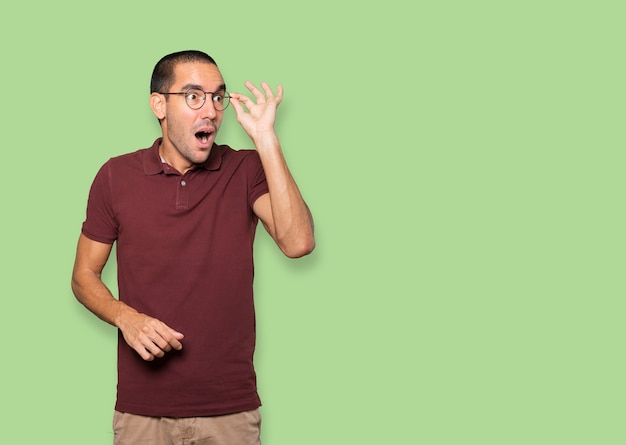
[
  {"x1": 229, "y1": 92, "x2": 254, "y2": 110},
  {"x1": 143, "y1": 325, "x2": 183, "y2": 360},
  {"x1": 245, "y1": 81, "x2": 269, "y2": 102},
  {"x1": 231, "y1": 81, "x2": 283, "y2": 106},
  {"x1": 228, "y1": 81, "x2": 282, "y2": 141},
  {"x1": 121, "y1": 314, "x2": 184, "y2": 361}
]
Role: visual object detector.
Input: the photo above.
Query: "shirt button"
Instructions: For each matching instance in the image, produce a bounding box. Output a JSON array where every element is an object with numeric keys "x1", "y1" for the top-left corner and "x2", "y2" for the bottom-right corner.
[{"x1": 181, "y1": 180, "x2": 187, "y2": 186}]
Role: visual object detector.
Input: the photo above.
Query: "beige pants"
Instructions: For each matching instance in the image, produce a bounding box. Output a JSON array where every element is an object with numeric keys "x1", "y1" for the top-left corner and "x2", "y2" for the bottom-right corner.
[{"x1": 113, "y1": 409, "x2": 261, "y2": 445}]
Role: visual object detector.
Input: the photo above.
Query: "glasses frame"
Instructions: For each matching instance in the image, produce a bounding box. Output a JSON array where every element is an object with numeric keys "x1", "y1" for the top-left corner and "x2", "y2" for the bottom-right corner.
[{"x1": 158, "y1": 88, "x2": 230, "y2": 111}]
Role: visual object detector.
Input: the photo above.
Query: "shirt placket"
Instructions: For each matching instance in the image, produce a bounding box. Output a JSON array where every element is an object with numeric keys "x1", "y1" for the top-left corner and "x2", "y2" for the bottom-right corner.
[{"x1": 176, "y1": 175, "x2": 190, "y2": 210}]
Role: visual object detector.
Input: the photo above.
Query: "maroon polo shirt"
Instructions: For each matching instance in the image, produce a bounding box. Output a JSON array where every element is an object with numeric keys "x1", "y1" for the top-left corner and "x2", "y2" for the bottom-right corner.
[{"x1": 82, "y1": 138, "x2": 269, "y2": 417}]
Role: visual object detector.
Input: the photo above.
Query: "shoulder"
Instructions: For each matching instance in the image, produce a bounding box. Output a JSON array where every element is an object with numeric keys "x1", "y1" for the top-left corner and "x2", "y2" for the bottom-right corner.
[
  {"x1": 207, "y1": 144, "x2": 262, "y2": 170},
  {"x1": 108, "y1": 147, "x2": 152, "y2": 167},
  {"x1": 103, "y1": 139, "x2": 160, "y2": 169},
  {"x1": 213, "y1": 144, "x2": 258, "y2": 159},
  {"x1": 103, "y1": 141, "x2": 161, "y2": 176},
  {"x1": 91, "y1": 143, "x2": 159, "y2": 189}
]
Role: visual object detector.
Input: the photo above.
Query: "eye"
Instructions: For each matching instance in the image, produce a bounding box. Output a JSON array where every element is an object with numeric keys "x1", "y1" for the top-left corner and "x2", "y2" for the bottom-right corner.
[
  {"x1": 186, "y1": 91, "x2": 200, "y2": 101},
  {"x1": 185, "y1": 89, "x2": 205, "y2": 107},
  {"x1": 213, "y1": 93, "x2": 225, "y2": 103}
]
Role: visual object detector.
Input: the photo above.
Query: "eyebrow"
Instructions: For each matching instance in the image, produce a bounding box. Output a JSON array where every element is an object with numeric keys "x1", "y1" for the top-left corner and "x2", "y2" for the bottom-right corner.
[{"x1": 180, "y1": 83, "x2": 227, "y2": 92}]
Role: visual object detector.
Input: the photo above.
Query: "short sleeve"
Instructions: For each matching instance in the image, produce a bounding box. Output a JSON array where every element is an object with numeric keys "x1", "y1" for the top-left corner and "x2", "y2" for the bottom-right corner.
[
  {"x1": 81, "y1": 161, "x2": 118, "y2": 244},
  {"x1": 247, "y1": 151, "x2": 269, "y2": 208}
]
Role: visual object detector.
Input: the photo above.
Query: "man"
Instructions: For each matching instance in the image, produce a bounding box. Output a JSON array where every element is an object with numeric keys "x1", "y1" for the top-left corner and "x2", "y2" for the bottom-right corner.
[{"x1": 71, "y1": 50, "x2": 315, "y2": 444}]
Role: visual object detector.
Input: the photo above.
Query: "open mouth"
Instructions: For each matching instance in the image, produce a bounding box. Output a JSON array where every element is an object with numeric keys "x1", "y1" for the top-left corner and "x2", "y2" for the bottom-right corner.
[{"x1": 195, "y1": 131, "x2": 212, "y2": 144}]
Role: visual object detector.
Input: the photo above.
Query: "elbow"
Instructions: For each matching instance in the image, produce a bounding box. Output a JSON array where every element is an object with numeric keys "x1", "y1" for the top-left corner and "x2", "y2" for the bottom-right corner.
[
  {"x1": 70, "y1": 270, "x2": 78, "y2": 295},
  {"x1": 273, "y1": 217, "x2": 316, "y2": 258},
  {"x1": 70, "y1": 267, "x2": 96, "y2": 304},
  {"x1": 70, "y1": 273, "x2": 83, "y2": 302},
  {"x1": 281, "y1": 235, "x2": 316, "y2": 259}
]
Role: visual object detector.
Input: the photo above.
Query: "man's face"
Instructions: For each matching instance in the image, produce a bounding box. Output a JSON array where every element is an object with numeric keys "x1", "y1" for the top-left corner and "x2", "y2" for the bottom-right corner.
[{"x1": 158, "y1": 61, "x2": 226, "y2": 168}]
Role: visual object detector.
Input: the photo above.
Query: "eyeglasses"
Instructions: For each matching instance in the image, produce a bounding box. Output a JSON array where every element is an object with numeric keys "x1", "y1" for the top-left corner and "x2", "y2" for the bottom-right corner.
[{"x1": 158, "y1": 88, "x2": 230, "y2": 111}]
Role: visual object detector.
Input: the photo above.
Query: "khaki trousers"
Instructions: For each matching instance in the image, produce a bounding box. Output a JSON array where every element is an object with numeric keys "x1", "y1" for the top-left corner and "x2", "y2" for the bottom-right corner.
[{"x1": 113, "y1": 409, "x2": 261, "y2": 445}]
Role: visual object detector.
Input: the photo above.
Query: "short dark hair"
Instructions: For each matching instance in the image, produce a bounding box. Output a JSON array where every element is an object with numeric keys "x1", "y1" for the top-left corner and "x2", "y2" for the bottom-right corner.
[{"x1": 150, "y1": 50, "x2": 218, "y2": 94}]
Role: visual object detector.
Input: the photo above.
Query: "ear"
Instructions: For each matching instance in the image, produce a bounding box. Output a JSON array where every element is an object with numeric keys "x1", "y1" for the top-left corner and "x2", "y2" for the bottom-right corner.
[{"x1": 150, "y1": 93, "x2": 166, "y2": 120}]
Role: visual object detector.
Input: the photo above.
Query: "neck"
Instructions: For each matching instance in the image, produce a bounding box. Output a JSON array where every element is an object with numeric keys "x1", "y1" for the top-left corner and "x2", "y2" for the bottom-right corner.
[{"x1": 158, "y1": 142, "x2": 195, "y2": 175}]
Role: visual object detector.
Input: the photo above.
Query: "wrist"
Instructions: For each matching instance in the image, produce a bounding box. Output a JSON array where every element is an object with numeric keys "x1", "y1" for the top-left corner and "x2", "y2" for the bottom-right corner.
[
  {"x1": 111, "y1": 301, "x2": 137, "y2": 329},
  {"x1": 251, "y1": 130, "x2": 279, "y2": 148}
]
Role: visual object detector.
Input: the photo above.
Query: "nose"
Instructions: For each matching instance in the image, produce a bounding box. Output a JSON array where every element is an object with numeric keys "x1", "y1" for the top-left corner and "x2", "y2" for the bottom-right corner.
[{"x1": 199, "y1": 97, "x2": 218, "y2": 119}]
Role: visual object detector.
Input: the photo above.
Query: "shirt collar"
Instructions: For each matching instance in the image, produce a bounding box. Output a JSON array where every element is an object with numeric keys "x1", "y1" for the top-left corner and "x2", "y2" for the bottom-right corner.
[{"x1": 143, "y1": 138, "x2": 224, "y2": 175}]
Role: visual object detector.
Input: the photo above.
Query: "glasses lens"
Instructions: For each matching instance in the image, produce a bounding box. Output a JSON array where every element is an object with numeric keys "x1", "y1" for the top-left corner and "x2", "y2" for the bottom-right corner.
[
  {"x1": 213, "y1": 92, "x2": 229, "y2": 111},
  {"x1": 185, "y1": 89, "x2": 205, "y2": 109},
  {"x1": 183, "y1": 89, "x2": 229, "y2": 110}
]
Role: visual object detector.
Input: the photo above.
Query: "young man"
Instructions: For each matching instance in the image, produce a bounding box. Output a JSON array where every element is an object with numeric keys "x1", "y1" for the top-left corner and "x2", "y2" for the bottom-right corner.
[{"x1": 71, "y1": 50, "x2": 315, "y2": 444}]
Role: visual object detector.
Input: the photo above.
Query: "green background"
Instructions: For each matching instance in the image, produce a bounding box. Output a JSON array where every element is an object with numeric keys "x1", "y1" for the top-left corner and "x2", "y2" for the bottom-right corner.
[{"x1": 1, "y1": 1, "x2": 624, "y2": 443}]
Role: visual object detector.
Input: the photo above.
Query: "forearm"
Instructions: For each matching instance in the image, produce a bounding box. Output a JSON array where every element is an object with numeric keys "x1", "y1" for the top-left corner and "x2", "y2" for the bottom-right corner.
[
  {"x1": 71, "y1": 269, "x2": 135, "y2": 328},
  {"x1": 255, "y1": 133, "x2": 315, "y2": 257},
  {"x1": 230, "y1": 81, "x2": 315, "y2": 257},
  {"x1": 71, "y1": 235, "x2": 183, "y2": 360}
]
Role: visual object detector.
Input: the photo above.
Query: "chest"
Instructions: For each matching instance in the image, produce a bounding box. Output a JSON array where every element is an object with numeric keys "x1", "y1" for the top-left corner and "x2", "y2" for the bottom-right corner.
[{"x1": 112, "y1": 170, "x2": 254, "y2": 246}]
